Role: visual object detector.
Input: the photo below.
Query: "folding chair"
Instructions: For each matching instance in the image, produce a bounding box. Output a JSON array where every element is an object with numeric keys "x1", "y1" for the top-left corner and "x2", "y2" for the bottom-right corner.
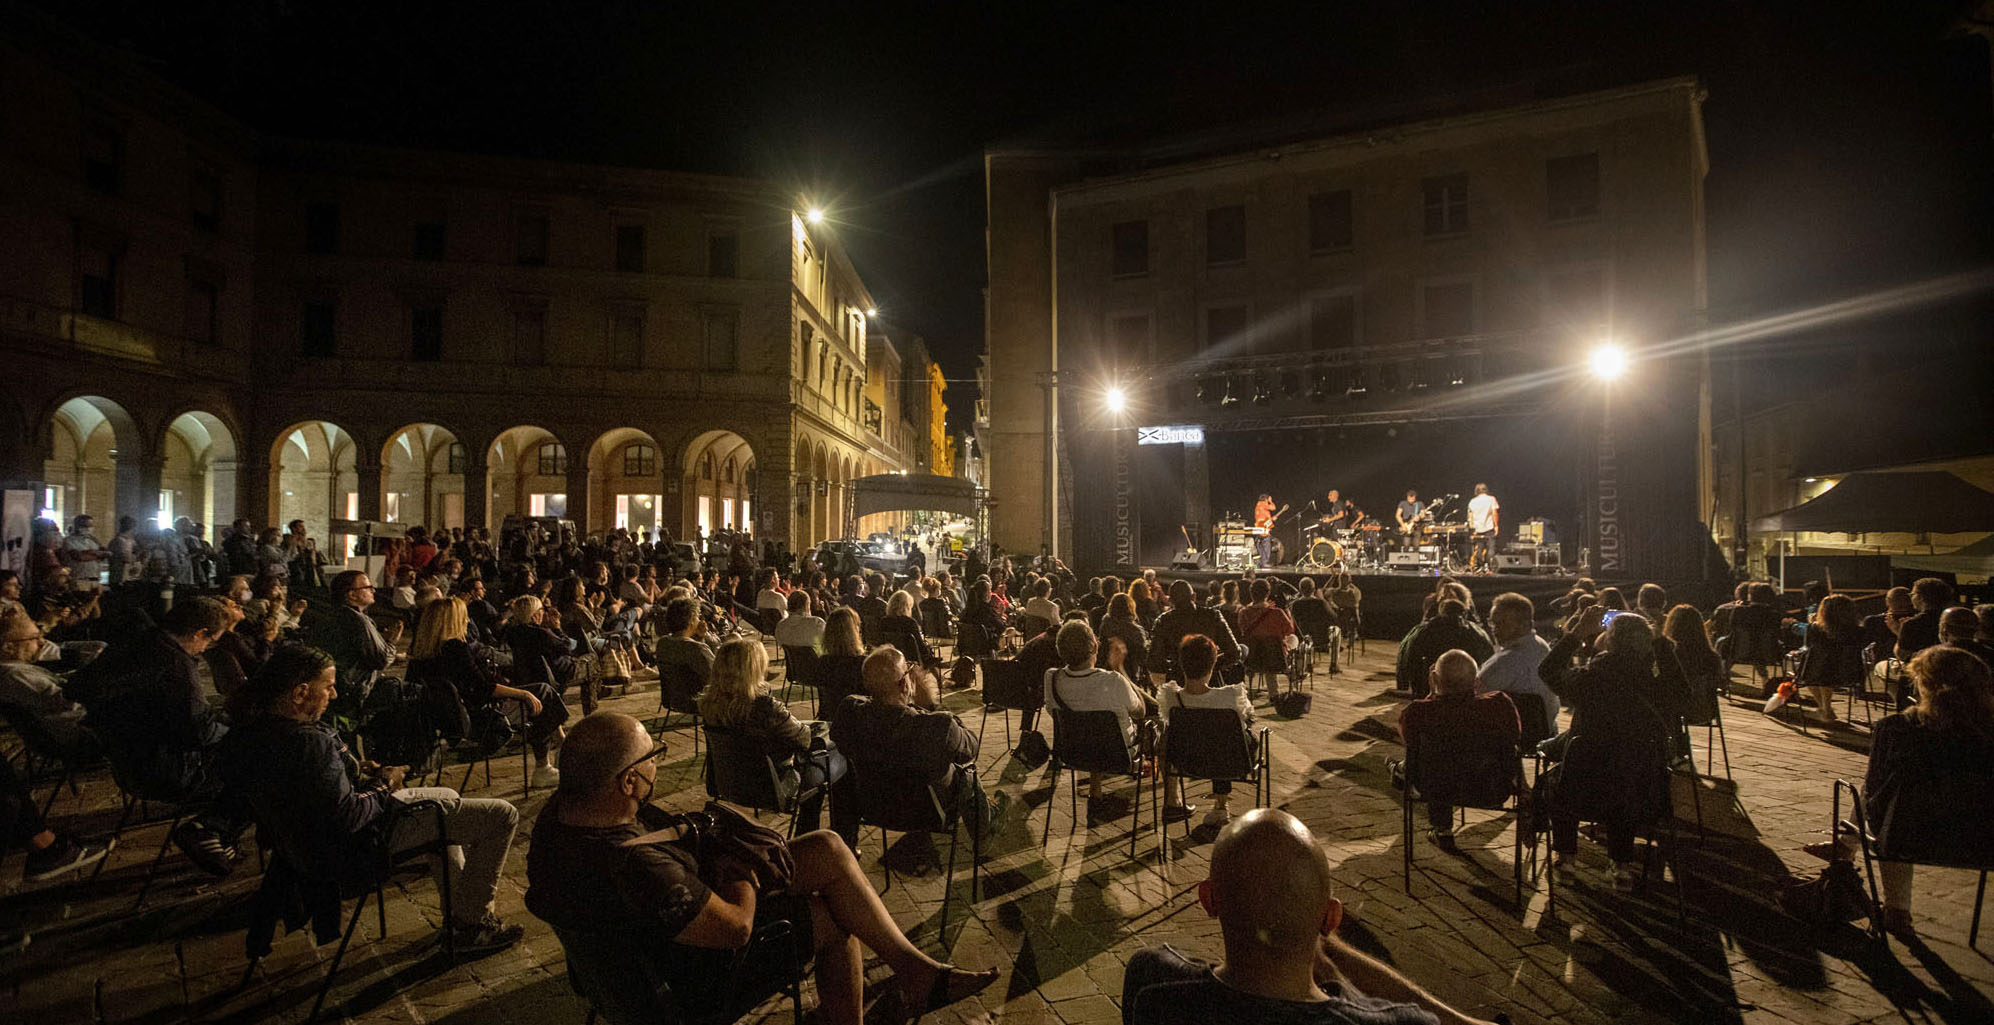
[
  {"x1": 1834, "y1": 778, "x2": 1992, "y2": 948},
  {"x1": 1390, "y1": 730, "x2": 1528, "y2": 909},
  {"x1": 848, "y1": 755, "x2": 983, "y2": 953},
  {"x1": 1160, "y1": 707, "x2": 1269, "y2": 836},
  {"x1": 86, "y1": 750, "x2": 216, "y2": 910},
  {"x1": 700, "y1": 724, "x2": 828, "y2": 840},
  {"x1": 1042, "y1": 706, "x2": 1152, "y2": 860},
  {"x1": 553, "y1": 915, "x2": 805, "y2": 1025},
  {"x1": 1243, "y1": 638, "x2": 1287, "y2": 701},
  {"x1": 657, "y1": 662, "x2": 705, "y2": 757},
  {"x1": 242, "y1": 797, "x2": 456, "y2": 1024},
  {"x1": 780, "y1": 645, "x2": 820, "y2": 715},
  {"x1": 0, "y1": 701, "x2": 94, "y2": 818},
  {"x1": 1541, "y1": 734, "x2": 1685, "y2": 926},
  {"x1": 976, "y1": 658, "x2": 1043, "y2": 757}
]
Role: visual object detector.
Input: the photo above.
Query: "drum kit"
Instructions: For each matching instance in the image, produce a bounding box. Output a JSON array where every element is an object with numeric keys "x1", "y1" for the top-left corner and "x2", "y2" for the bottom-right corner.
[{"x1": 1298, "y1": 520, "x2": 1386, "y2": 571}]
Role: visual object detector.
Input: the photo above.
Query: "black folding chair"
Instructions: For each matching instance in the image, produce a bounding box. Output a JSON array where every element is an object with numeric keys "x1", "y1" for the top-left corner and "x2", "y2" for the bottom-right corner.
[
  {"x1": 1835, "y1": 778, "x2": 1992, "y2": 947},
  {"x1": 919, "y1": 597, "x2": 955, "y2": 654},
  {"x1": 848, "y1": 754, "x2": 982, "y2": 953},
  {"x1": 1160, "y1": 707, "x2": 1269, "y2": 836},
  {"x1": 242, "y1": 797, "x2": 456, "y2": 1024},
  {"x1": 976, "y1": 658, "x2": 1043, "y2": 758},
  {"x1": 553, "y1": 916, "x2": 804, "y2": 1025},
  {"x1": 700, "y1": 724, "x2": 827, "y2": 839},
  {"x1": 1243, "y1": 638, "x2": 1287, "y2": 700},
  {"x1": 455, "y1": 659, "x2": 539, "y2": 797},
  {"x1": 1541, "y1": 734, "x2": 1685, "y2": 926},
  {"x1": 1389, "y1": 730, "x2": 1528, "y2": 909},
  {"x1": 0, "y1": 701, "x2": 95, "y2": 818},
  {"x1": 780, "y1": 646, "x2": 821, "y2": 717},
  {"x1": 1042, "y1": 706, "x2": 1152, "y2": 859},
  {"x1": 657, "y1": 662, "x2": 705, "y2": 757},
  {"x1": 86, "y1": 751, "x2": 215, "y2": 910}
]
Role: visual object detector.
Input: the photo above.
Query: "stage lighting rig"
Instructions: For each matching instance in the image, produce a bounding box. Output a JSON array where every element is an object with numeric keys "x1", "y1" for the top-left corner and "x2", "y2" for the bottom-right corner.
[
  {"x1": 1251, "y1": 373, "x2": 1271, "y2": 405},
  {"x1": 1219, "y1": 377, "x2": 1240, "y2": 407}
]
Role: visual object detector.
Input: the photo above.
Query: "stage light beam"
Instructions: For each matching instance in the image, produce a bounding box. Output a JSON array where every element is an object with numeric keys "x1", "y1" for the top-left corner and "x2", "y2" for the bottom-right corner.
[
  {"x1": 806, "y1": 207, "x2": 826, "y2": 225},
  {"x1": 1103, "y1": 387, "x2": 1127, "y2": 414},
  {"x1": 1589, "y1": 344, "x2": 1629, "y2": 381}
]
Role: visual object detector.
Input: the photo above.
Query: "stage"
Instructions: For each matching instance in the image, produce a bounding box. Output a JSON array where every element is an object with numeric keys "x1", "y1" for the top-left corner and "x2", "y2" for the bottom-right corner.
[{"x1": 1134, "y1": 565, "x2": 1724, "y2": 640}]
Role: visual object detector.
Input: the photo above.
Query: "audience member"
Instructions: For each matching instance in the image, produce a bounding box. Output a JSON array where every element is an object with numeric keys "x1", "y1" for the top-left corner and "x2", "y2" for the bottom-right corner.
[
  {"x1": 1288, "y1": 578, "x2": 1336, "y2": 652},
  {"x1": 1398, "y1": 651, "x2": 1520, "y2": 853},
  {"x1": 1098, "y1": 593, "x2": 1151, "y2": 686},
  {"x1": 774, "y1": 589, "x2": 826, "y2": 651},
  {"x1": 410, "y1": 598, "x2": 567, "y2": 783},
  {"x1": 880, "y1": 590, "x2": 932, "y2": 665},
  {"x1": 1476, "y1": 592, "x2": 1556, "y2": 729},
  {"x1": 814, "y1": 607, "x2": 870, "y2": 709},
  {"x1": 1396, "y1": 599, "x2": 1492, "y2": 698},
  {"x1": 1861, "y1": 645, "x2": 1994, "y2": 938},
  {"x1": 831, "y1": 646, "x2": 1008, "y2": 846},
  {"x1": 1661, "y1": 604, "x2": 1725, "y2": 728},
  {"x1": 1861, "y1": 587, "x2": 1914, "y2": 659},
  {"x1": 1940, "y1": 606, "x2": 1994, "y2": 669},
  {"x1": 1796, "y1": 594, "x2": 1864, "y2": 725},
  {"x1": 312, "y1": 570, "x2": 395, "y2": 712},
  {"x1": 1123, "y1": 808, "x2": 1499, "y2": 1025},
  {"x1": 220, "y1": 646, "x2": 525, "y2": 952},
  {"x1": 1045, "y1": 620, "x2": 1147, "y2": 804},
  {"x1": 0, "y1": 608, "x2": 94, "y2": 761},
  {"x1": 526, "y1": 712, "x2": 997, "y2": 1025},
  {"x1": 1158, "y1": 635, "x2": 1253, "y2": 827},
  {"x1": 1893, "y1": 577, "x2": 1951, "y2": 662},
  {"x1": 1150, "y1": 580, "x2": 1242, "y2": 682},
  {"x1": 504, "y1": 594, "x2": 594, "y2": 714},
  {"x1": 698, "y1": 638, "x2": 845, "y2": 835}
]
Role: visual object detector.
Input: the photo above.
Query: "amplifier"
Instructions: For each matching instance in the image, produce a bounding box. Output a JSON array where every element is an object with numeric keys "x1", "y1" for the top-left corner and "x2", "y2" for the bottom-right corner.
[
  {"x1": 1492, "y1": 553, "x2": 1534, "y2": 572},
  {"x1": 1385, "y1": 551, "x2": 1426, "y2": 568}
]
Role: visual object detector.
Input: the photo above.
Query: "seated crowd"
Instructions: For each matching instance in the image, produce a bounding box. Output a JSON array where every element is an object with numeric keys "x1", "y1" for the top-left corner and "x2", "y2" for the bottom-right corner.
[{"x1": 7, "y1": 508, "x2": 1994, "y2": 1021}]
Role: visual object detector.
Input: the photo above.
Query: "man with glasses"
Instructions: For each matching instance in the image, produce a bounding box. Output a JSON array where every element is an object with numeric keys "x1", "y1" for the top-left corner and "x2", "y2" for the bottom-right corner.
[{"x1": 312, "y1": 570, "x2": 395, "y2": 712}]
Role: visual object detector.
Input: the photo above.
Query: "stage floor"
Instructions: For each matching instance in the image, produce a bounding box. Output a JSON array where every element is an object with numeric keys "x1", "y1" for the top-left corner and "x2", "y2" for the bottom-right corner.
[{"x1": 1134, "y1": 565, "x2": 1717, "y2": 640}]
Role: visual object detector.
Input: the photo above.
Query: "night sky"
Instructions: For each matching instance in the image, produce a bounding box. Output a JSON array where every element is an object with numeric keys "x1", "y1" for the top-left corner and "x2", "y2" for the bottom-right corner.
[{"x1": 42, "y1": 1, "x2": 1994, "y2": 430}]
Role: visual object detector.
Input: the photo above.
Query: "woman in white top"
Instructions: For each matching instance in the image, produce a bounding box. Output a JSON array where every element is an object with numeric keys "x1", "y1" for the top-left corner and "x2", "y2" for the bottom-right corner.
[
  {"x1": 1043, "y1": 619, "x2": 1146, "y2": 803},
  {"x1": 1158, "y1": 633, "x2": 1254, "y2": 827}
]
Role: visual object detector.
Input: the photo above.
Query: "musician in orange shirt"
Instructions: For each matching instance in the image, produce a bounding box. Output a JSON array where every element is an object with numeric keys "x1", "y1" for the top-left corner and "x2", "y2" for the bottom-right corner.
[{"x1": 1253, "y1": 494, "x2": 1275, "y2": 568}]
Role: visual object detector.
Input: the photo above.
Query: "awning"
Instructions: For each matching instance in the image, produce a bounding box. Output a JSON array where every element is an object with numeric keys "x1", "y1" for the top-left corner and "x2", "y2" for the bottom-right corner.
[
  {"x1": 851, "y1": 474, "x2": 978, "y2": 518},
  {"x1": 1753, "y1": 471, "x2": 1994, "y2": 534}
]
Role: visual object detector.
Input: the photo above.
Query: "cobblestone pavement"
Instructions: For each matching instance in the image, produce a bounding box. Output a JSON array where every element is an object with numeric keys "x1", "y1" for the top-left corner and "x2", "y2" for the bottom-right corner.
[{"x1": 3, "y1": 644, "x2": 1991, "y2": 1024}]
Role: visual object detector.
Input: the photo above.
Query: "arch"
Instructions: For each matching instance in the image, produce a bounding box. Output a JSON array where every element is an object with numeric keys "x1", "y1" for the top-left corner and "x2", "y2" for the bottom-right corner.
[
  {"x1": 487, "y1": 424, "x2": 569, "y2": 526},
  {"x1": 587, "y1": 427, "x2": 664, "y2": 536},
  {"x1": 42, "y1": 396, "x2": 142, "y2": 532},
  {"x1": 681, "y1": 429, "x2": 757, "y2": 539},
  {"x1": 269, "y1": 420, "x2": 358, "y2": 557},
  {"x1": 162, "y1": 410, "x2": 240, "y2": 532},
  {"x1": 381, "y1": 422, "x2": 465, "y2": 530}
]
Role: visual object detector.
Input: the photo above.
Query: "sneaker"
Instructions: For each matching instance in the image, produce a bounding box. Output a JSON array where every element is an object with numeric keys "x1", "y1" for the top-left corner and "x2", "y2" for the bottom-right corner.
[
  {"x1": 172, "y1": 821, "x2": 238, "y2": 879},
  {"x1": 24, "y1": 837, "x2": 109, "y2": 883},
  {"x1": 1201, "y1": 804, "x2": 1232, "y2": 828},
  {"x1": 531, "y1": 763, "x2": 561, "y2": 787},
  {"x1": 1162, "y1": 803, "x2": 1198, "y2": 824},
  {"x1": 450, "y1": 919, "x2": 525, "y2": 955}
]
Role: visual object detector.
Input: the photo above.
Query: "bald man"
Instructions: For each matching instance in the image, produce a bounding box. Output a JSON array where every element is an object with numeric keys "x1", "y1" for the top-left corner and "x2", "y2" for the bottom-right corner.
[
  {"x1": 1395, "y1": 650, "x2": 1520, "y2": 853},
  {"x1": 828, "y1": 647, "x2": 1009, "y2": 844},
  {"x1": 1124, "y1": 809, "x2": 1501, "y2": 1024},
  {"x1": 526, "y1": 712, "x2": 997, "y2": 1025},
  {"x1": 1939, "y1": 606, "x2": 1994, "y2": 669}
]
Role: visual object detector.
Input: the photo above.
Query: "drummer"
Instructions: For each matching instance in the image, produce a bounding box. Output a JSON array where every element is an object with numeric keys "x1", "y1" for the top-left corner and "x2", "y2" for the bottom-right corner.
[{"x1": 1319, "y1": 489, "x2": 1367, "y2": 531}]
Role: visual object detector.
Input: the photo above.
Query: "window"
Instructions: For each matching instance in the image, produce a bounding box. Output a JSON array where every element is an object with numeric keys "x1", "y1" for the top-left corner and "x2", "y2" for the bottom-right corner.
[
  {"x1": 1421, "y1": 174, "x2": 1469, "y2": 237},
  {"x1": 82, "y1": 122, "x2": 121, "y2": 195},
  {"x1": 614, "y1": 224, "x2": 646, "y2": 273},
  {"x1": 512, "y1": 310, "x2": 547, "y2": 365},
  {"x1": 190, "y1": 171, "x2": 222, "y2": 232},
  {"x1": 1420, "y1": 280, "x2": 1475, "y2": 338},
  {"x1": 700, "y1": 453, "x2": 714, "y2": 480},
  {"x1": 1546, "y1": 153, "x2": 1600, "y2": 221},
  {"x1": 1309, "y1": 293, "x2": 1356, "y2": 350},
  {"x1": 1107, "y1": 314, "x2": 1149, "y2": 365},
  {"x1": 722, "y1": 457, "x2": 736, "y2": 484},
  {"x1": 1204, "y1": 304, "x2": 1249, "y2": 349},
  {"x1": 1205, "y1": 205, "x2": 1246, "y2": 265},
  {"x1": 702, "y1": 310, "x2": 738, "y2": 371},
  {"x1": 516, "y1": 211, "x2": 549, "y2": 266},
  {"x1": 185, "y1": 279, "x2": 219, "y2": 344},
  {"x1": 1111, "y1": 220, "x2": 1148, "y2": 277},
  {"x1": 413, "y1": 221, "x2": 445, "y2": 261},
  {"x1": 305, "y1": 202, "x2": 340, "y2": 254},
  {"x1": 410, "y1": 305, "x2": 444, "y2": 361},
  {"x1": 447, "y1": 442, "x2": 468, "y2": 475},
  {"x1": 536, "y1": 443, "x2": 569, "y2": 476},
  {"x1": 623, "y1": 444, "x2": 657, "y2": 477},
  {"x1": 301, "y1": 300, "x2": 337, "y2": 356},
  {"x1": 608, "y1": 309, "x2": 644, "y2": 365},
  {"x1": 707, "y1": 232, "x2": 738, "y2": 277},
  {"x1": 78, "y1": 245, "x2": 118, "y2": 319},
  {"x1": 1308, "y1": 190, "x2": 1352, "y2": 252}
]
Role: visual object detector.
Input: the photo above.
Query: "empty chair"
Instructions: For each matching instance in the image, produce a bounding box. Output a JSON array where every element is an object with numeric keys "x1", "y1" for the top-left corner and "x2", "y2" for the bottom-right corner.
[{"x1": 657, "y1": 661, "x2": 705, "y2": 756}]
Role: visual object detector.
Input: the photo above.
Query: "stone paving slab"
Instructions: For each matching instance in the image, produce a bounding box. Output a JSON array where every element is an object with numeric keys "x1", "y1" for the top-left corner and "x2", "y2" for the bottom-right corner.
[{"x1": 2, "y1": 646, "x2": 1991, "y2": 1024}]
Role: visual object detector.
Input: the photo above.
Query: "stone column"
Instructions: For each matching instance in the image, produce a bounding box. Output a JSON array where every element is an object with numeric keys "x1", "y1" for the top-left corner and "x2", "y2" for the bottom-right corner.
[
  {"x1": 131, "y1": 452, "x2": 166, "y2": 527},
  {"x1": 461, "y1": 451, "x2": 489, "y2": 532},
  {"x1": 565, "y1": 461, "x2": 592, "y2": 531},
  {"x1": 355, "y1": 458, "x2": 383, "y2": 522}
]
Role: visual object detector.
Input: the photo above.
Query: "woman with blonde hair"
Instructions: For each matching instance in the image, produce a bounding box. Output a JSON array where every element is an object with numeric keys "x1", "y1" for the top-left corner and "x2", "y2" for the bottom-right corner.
[
  {"x1": 501, "y1": 593, "x2": 594, "y2": 714},
  {"x1": 410, "y1": 597, "x2": 568, "y2": 783},
  {"x1": 880, "y1": 589, "x2": 931, "y2": 665},
  {"x1": 698, "y1": 637, "x2": 846, "y2": 834},
  {"x1": 814, "y1": 606, "x2": 868, "y2": 706}
]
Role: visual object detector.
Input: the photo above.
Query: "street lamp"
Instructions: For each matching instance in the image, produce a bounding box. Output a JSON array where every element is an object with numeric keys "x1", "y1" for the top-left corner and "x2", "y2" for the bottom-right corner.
[
  {"x1": 1103, "y1": 386, "x2": 1127, "y2": 414},
  {"x1": 1589, "y1": 343, "x2": 1629, "y2": 381},
  {"x1": 805, "y1": 207, "x2": 825, "y2": 225}
]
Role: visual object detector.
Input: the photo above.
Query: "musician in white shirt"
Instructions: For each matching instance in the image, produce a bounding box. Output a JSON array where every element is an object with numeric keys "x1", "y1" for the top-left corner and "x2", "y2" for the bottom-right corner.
[{"x1": 1467, "y1": 483, "x2": 1500, "y2": 573}]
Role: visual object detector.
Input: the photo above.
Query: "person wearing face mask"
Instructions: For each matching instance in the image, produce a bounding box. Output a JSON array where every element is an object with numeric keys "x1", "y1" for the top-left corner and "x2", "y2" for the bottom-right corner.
[
  {"x1": 219, "y1": 645, "x2": 526, "y2": 954},
  {"x1": 0, "y1": 608, "x2": 95, "y2": 763}
]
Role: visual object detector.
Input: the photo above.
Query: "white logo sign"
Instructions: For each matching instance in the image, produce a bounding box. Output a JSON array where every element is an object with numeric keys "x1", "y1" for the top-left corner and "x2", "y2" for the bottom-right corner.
[{"x1": 1137, "y1": 425, "x2": 1204, "y2": 446}]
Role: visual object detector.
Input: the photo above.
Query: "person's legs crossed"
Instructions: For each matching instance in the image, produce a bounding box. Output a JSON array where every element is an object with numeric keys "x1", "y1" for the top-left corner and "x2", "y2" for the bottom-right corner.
[{"x1": 389, "y1": 787, "x2": 520, "y2": 926}]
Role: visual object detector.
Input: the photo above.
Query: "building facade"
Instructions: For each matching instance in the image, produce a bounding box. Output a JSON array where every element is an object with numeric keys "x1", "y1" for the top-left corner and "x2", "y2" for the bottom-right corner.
[
  {"x1": 985, "y1": 79, "x2": 1715, "y2": 578},
  {"x1": 1, "y1": 10, "x2": 909, "y2": 564}
]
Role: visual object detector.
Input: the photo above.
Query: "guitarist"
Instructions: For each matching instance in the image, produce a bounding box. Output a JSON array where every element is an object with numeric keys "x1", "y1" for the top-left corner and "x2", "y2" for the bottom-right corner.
[
  {"x1": 1394, "y1": 489, "x2": 1429, "y2": 545},
  {"x1": 1252, "y1": 494, "x2": 1276, "y2": 567},
  {"x1": 1319, "y1": 488, "x2": 1366, "y2": 532}
]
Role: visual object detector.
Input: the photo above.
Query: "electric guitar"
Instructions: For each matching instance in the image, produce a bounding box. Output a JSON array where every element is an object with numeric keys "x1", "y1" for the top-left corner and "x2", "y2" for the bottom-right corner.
[{"x1": 1399, "y1": 495, "x2": 1454, "y2": 534}]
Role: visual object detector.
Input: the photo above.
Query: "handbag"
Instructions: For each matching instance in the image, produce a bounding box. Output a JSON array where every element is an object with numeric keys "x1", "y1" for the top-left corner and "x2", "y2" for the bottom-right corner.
[
  {"x1": 685, "y1": 800, "x2": 795, "y2": 894},
  {"x1": 1015, "y1": 728, "x2": 1050, "y2": 768}
]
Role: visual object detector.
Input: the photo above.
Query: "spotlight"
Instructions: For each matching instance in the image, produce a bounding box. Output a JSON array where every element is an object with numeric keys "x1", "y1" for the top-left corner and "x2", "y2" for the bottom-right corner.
[
  {"x1": 865, "y1": 307, "x2": 877, "y2": 317},
  {"x1": 1196, "y1": 377, "x2": 1216, "y2": 403},
  {"x1": 1219, "y1": 377, "x2": 1240, "y2": 407},
  {"x1": 806, "y1": 207, "x2": 826, "y2": 225},
  {"x1": 1251, "y1": 373, "x2": 1271, "y2": 405},
  {"x1": 1104, "y1": 387, "x2": 1127, "y2": 414},
  {"x1": 1589, "y1": 343, "x2": 1629, "y2": 381},
  {"x1": 1347, "y1": 367, "x2": 1368, "y2": 398}
]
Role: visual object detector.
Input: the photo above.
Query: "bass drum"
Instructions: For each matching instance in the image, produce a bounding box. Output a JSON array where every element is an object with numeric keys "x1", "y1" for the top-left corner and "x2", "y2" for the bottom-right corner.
[{"x1": 1303, "y1": 537, "x2": 1344, "y2": 568}]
